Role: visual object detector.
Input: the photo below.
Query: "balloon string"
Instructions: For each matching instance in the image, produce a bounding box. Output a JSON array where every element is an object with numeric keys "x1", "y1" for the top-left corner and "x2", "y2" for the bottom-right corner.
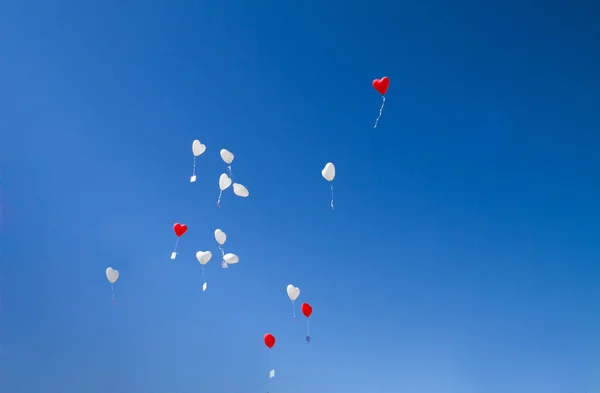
[
  {"x1": 192, "y1": 157, "x2": 197, "y2": 177},
  {"x1": 330, "y1": 183, "x2": 334, "y2": 210},
  {"x1": 227, "y1": 165, "x2": 233, "y2": 180},
  {"x1": 292, "y1": 301, "x2": 296, "y2": 320},
  {"x1": 374, "y1": 95, "x2": 386, "y2": 128},
  {"x1": 173, "y1": 237, "x2": 179, "y2": 253},
  {"x1": 217, "y1": 190, "x2": 223, "y2": 208},
  {"x1": 307, "y1": 318, "x2": 310, "y2": 337},
  {"x1": 219, "y1": 245, "x2": 227, "y2": 268},
  {"x1": 201, "y1": 266, "x2": 205, "y2": 281},
  {"x1": 111, "y1": 283, "x2": 115, "y2": 304}
]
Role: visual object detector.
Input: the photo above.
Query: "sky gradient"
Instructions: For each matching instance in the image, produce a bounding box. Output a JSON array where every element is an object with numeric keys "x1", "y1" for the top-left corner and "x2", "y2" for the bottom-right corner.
[{"x1": 0, "y1": 0, "x2": 599, "y2": 392}]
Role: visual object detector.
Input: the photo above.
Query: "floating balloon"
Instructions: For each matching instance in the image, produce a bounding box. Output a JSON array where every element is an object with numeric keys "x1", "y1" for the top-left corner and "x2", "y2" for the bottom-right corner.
[
  {"x1": 106, "y1": 267, "x2": 119, "y2": 303},
  {"x1": 223, "y1": 253, "x2": 239, "y2": 265},
  {"x1": 220, "y1": 149, "x2": 234, "y2": 165},
  {"x1": 287, "y1": 285, "x2": 300, "y2": 301},
  {"x1": 196, "y1": 251, "x2": 212, "y2": 291},
  {"x1": 215, "y1": 229, "x2": 228, "y2": 268},
  {"x1": 302, "y1": 302, "x2": 312, "y2": 317},
  {"x1": 321, "y1": 162, "x2": 336, "y2": 209},
  {"x1": 190, "y1": 140, "x2": 206, "y2": 182},
  {"x1": 219, "y1": 174, "x2": 232, "y2": 190},
  {"x1": 264, "y1": 333, "x2": 276, "y2": 348},
  {"x1": 171, "y1": 223, "x2": 187, "y2": 259},
  {"x1": 174, "y1": 223, "x2": 188, "y2": 237},
  {"x1": 264, "y1": 333, "x2": 276, "y2": 378},
  {"x1": 214, "y1": 229, "x2": 227, "y2": 245},
  {"x1": 196, "y1": 251, "x2": 212, "y2": 265},
  {"x1": 233, "y1": 183, "x2": 249, "y2": 197},
  {"x1": 286, "y1": 284, "x2": 300, "y2": 319},
  {"x1": 217, "y1": 173, "x2": 232, "y2": 207},
  {"x1": 301, "y1": 302, "x2": 313, "y2": 342},
  {"x1": 372, "y1": 76, "x2": 389, "y2": 128},
  {"x1": 321, "y1": 162, "x2": 335, "y2": 181}
]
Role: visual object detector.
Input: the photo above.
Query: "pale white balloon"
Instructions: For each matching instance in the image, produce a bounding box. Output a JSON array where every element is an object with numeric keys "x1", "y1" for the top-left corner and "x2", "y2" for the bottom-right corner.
[
  {"x1": 192, "y1": 140, "x2": 206, "y2": 157},
  {"x1": 219, "y1": 173, "x2": 232, "y2": 191},
  {"x1": 220, "y1": 149, "x2": 234, "y2": 164},
  {"x1": 321, "y1": 162, "x2": 336, "y2": 181},
  {"x1": 286, "y1": 284, "x2": 300, "y2": 301},
  {"x1": 214, "y1": 229, "x2": 227, "y2": 245},
  {"x1": 196, "y1": 251, "x2": 212, "y2": 265},
  {"x1": 233, "y1": 183, "x2": 249, "y2": 197},
  {"x1": 223, "y1": 253, "x2": 239, "y2": 264},
  {"x1": 106, "y1": 267, "x2": 119, "y2": 284}
]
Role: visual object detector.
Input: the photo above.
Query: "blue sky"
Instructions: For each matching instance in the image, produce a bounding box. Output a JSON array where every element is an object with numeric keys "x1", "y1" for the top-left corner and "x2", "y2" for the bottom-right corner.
[{"x1": 0, "y1": 0, "x2": 599, "y2": 392}]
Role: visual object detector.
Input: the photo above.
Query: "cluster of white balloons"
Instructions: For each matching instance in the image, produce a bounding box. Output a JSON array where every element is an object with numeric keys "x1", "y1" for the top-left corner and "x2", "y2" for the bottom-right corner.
[
  {"x1": 218, "y1": 148, "x2": 249, "y2": 207},
  {"x1": 105, "y1": 140, "x2": 337, "y2": 300},
  {"x1": 193, "y1": 228, "x2": 239, "y2": 291}
]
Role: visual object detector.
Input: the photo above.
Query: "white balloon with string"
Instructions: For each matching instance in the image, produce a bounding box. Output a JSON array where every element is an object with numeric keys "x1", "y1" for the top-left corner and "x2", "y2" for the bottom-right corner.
[
  {"x1": 286, "y1": 284, "x2": 300, "y2": 320},
  {"x1": 196, "y1": 251, "x2": 212, "y2": 291},
  {"x1": 106, "y1": 267, "x2": 119, "y2": 303},
  {"x1": 190, "y1": 140, "x2": 206, "y2": 183},
  {"x1": 217, "y1": 173, "x2": 232, "y2": 208},
  {"x1": 215, "y1": 229, "x2": 228, "y2": 268},
  {"x1": 321, "y1": 162, "x2": 336, "y2": 209}
]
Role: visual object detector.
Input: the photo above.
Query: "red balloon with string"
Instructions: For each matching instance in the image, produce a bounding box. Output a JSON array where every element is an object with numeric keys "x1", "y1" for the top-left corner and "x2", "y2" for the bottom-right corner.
[
  {"x1": 171, "y1": 223, "x2": 187, "y2": 260},
  {"x1": 264, "y1": 333, "x2": 276, "y2": 379},
  {"x1": 372, "y1": 76, "x2": 390, "y2": 128},
  {"x1": 301, "y1": 302, "x2": 313, "y2": 342}
]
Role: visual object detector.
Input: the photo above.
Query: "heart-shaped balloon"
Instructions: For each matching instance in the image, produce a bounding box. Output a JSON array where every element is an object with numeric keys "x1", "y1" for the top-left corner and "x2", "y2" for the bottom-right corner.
[
  {"x1": 223, "y1": 253, "x2": 239, "y2": 264},
  {"x1": 219, "y1": 173, "x2": 232, "y2": 191},
  {"x1": 286, "y1": 284, "x2": 300, "y2": 301},
  {"x1": 220, "y1": 149, "x2": 234, "y2": 164},
  {"x1": 233, "y1": 183, "x2": 249, "y2": 197},
  {"x1": 321, "y1": 162, "x2": 335, "y2": 182},
  {"x1": 106, "y1": 267, "x2": 119, "y2": 284},
  {"x1": 214, "y1": 229, "x2": 226, "y2": 245},
  {"x1": 372, "y1": 77, "x2": 390, "y2": 95},
  {"x1": 196, "y1": 251, "x2": 212, "y2": 265},
  {"x1": 264, "y1": 333, "x2": 276, "y2": 349},
  {"x1": 301, "y1": 302, "x2": 313, "y2": 318},
  {"x1": 173, "y1": 223, "x2": 188, "y2": 237},
  {"x1": 192, "y1": 140, "x2": 206, "y2": 157}
]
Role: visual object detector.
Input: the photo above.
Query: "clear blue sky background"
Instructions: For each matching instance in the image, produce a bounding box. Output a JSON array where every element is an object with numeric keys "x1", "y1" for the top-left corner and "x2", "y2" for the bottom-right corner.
[{"x1": 0, "y1": 0, "x2": 599, "y2": 392}]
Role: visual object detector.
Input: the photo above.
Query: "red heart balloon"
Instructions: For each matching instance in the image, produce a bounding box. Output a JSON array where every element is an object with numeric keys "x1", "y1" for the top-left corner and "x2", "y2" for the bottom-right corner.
[
  {"x1": 264, "y1": 333, "x2": 276, "y2": 349},
  {"x1": 301, "y1": 302, "x2": 313, "y2": 318},
  {"x1": 173, "y1": 223, "x2": 188, "y2": 237},
  {"x1": 372, "y1": 77, "x2": 390, "y2": 95}
]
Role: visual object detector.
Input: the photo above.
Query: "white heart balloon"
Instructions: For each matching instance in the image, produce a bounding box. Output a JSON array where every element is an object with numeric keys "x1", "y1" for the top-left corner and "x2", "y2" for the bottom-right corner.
[
  {"x1": 321, "y1": 162, "x2": 335, "y2": 181},
  {"x1": 106, "y1": 267, "x2": 119, "y2": 284},
  {"x1": 214, "y1": 229, "x2": 227, "y2": 245},
  {"x1": 233, "y1": 183, "x2": 249, "y2": 197},
  {"x1": 219, "y1": 173, "x2": 232, "y2": 191},
  {"x1": 196, "y1": 251, "x2": 212, "y2": 265},
  {"x1": 220, "y1": 149, "x2": 234, "y2": 164},
  {"x1": 286, "y1": 284, "x2": 300, "y2": 301},
  {"x1": 192, "y1": 140, "x2": 206, "y2": 157},
  {"x1": 223, "y1": 253, "x2": 239, "y2": 264}
]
